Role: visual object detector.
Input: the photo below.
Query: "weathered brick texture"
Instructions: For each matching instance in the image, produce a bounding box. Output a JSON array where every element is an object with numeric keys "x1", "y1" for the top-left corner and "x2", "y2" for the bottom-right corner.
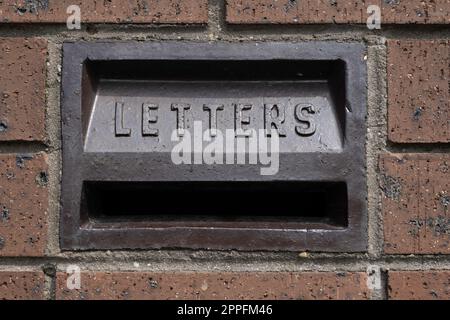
[
  {"x1": 382, "y1": 0, "x2": 450, "y2": 24},
  {"x1": 0, "y1": 271, "x2": 45, "y2": 299},
  {"x1": 387, "y1": 40, "x2": 449, "y2": 143},
  {"x1": 0, "y1": 0, "x2": 208, "y2": 24},
  {"x1": 226, "y1": 0, "x2": 450, "y2": 24},
  {"x1": 388, "y1": 271, "x2": 450, "y2": 300},
  {"x1": 56, "y1": 272, "x2": 370, "y2": 300},
  {"x1": 0, "y1": 0, "x2": 448, "y2": 301},
  {"x1": 0, "y1": 153, "x2": 48, "y2": 256},
  {"x1": 226, "y1": 0, "x2": 373, "y2": 24},
  {"x1": 380, "y1": 154, "x2": 450, "y2": 254},
  {"x1": 0, "y1": 37, "x2": 47, "y2": 142}
]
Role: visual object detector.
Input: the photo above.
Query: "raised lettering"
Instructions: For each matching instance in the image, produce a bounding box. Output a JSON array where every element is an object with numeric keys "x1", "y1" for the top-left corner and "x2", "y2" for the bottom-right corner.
[
  {"x1": 115, "y1": 102, "x2": 131, "y2": 137},
  {"x1": 295, "y1": 103, "x2": 316, "y2": 136},
  {"x1": 234, "y1": 103, "x2": 252, "y2": 137},
  {"x1": 264, "y1": 103, "x2": 287, "y2": 137},
  {"x1": 203, "y1": 104, "x2": 224, "y2": 137},
  {"x1": 142, "y1": 103, "x2": 159, "y2": 137},
  {"x1": 171, "y1": 103, "x2": 191, "y2": 136}
]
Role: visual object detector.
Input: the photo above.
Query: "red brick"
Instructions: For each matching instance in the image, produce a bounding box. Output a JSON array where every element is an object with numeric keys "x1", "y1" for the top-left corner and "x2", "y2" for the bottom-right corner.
[
  {"x1": 0, "y1": 271, "x2": 45, "y2": 299},
  {"x1": 380, "y1": 154, "x2": 450, "y2": 254},
  {"x1": 226, "y1": 0, "x2": 450, "y2": 24},
  {"x1": 56, "y1": 272, "x2": 370, "y2": 300},
  {"x1": 0, "y1": 153, "x2": 48, "y2": 256},
  {"x1": 387, "y1": 40, "x2": 449, "y2": 143},
  {"x1": 226, "y1": 0, "x2": 304, "y2": 24},
  {"x1": 0, "y1": 0, "x2": 207, "y2": 24},
  {"x1": 0, "y1": 37, "x2": 47, "y2": 142},
  {"x1": 226, "y1": 0, "x2": 375, "y2": 24},
  {"x1": 382, "y1": 0, "x2": 450, "y2": 24},
  {"x1": 388, "y1": 271, "x2": 450, "y2": 300},
  {"x1": 304, "y1": 0, "x2": 380, "y2": 24}
]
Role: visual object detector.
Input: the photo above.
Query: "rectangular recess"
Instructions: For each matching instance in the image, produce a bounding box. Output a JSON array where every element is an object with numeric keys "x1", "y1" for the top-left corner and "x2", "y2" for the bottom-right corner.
[
  {"x1": 83, "y1": 181, "x2": 348, "y2": 229},
  {"x1": 83, "y1": 59, "x2": 346, "y2": 153},
  {"x1": 61, "y1": 41, "x2": 367, "y2": 252}
]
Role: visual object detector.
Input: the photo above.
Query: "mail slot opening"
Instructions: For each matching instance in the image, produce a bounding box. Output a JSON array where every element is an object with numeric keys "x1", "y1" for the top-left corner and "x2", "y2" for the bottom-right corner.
[
  {"x1": 84, "y1": 58, "x2": 346, "y2": 81},
  {"x1": 82, "y1": 181, "x2": 348, "y2": 229}
]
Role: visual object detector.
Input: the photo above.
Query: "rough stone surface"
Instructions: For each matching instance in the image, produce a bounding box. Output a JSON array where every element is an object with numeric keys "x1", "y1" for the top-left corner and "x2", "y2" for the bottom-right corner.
[
  {"x1": 388, "y1": 271, "x2": 450, "y2": 300},
  {"x1": 387, "y1": 40, "x2": 449, "y2": 143},
  {"x1": 0, "y1": 0, "x2": 208, "y2": 24},
  {"x1": 0, "y1": 153, "x2": 48, "y2": 256},
  {"x1": 0, "y1": 271, "x2": 45, "y2": 299},
  {"x1": 0, "y1": 37, "x2": 47, "y2": 142},
  {"x1": 380, "y1": 154, "x2": 450, "y2": 254},
  {"x1": 56, "y1": 272, "x2": 370, "y2": 300}
]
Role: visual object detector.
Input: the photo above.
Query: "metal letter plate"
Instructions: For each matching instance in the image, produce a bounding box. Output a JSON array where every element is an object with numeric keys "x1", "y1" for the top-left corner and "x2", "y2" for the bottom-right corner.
[{"x1": 61, "y1": 42, "x2": 367, "y2": 251}]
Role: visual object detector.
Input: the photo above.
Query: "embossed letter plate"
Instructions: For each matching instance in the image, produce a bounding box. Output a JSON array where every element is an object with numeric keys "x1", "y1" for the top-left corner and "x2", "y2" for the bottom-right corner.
[{"x1": 61, "y1": 42, "x2": 367, "y2": 251}]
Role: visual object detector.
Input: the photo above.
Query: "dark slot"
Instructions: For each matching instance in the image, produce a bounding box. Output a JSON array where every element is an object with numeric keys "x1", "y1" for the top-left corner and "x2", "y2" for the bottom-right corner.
[
  {"x1": 87, "y1": 59, "x2": 340, "y2": 82},
  {"x1": 82, "y1": 181, "x2": 348, "y2": 229}
]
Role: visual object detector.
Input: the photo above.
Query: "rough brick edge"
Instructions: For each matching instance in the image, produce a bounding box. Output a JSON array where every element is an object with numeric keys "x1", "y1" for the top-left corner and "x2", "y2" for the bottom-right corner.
[
  {"x1": 225, "y1": 0, "x2": 450, "y2": 25},
  {"x1": 0, "y1": 0, "x2": 208, "y2": 24},
  {"x1": 0, "y1": 37, "x2": 48, "y2": 142},
  {"x1": 56, "y1": 272, "x2": 371, "y2": 300},
  {"x1": 0, "y1": 271, "x2": 46, "y2": 300},
  {"x1": 386, "y1": 39, "x2": 449, "y2": 144},
  {"x1": 388, "y1": 271, "x2": 450, "y2": 300},
  {"x1": 0, "y1": 152, "x2": 49, "y2": 257},
  {"x1": 380, "y1": 153, "x2": 450, "y2": 255}
]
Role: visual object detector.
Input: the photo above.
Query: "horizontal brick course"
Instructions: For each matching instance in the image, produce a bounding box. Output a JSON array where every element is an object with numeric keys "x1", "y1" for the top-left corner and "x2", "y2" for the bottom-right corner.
[
  {"x1": 226, "y1": 0, "x2": 450, "y2": 24},
  {"x1": 226, "y1": 0, "x2": 375, "y2": 24},
  {"x1": 387, "y1": 39, "x2": 449, "y2": 143},
  {"x1": 0, "y1": 0, "x2": 208, "y2": 24},
  {"x1": 382, "y1": 0, "x2": 450, "y2": 24},
  {"x1": 56, "y1": 272, "x2": 370, "y2": 300},
  {"x1": 0, "y1": 37, "x2": 47, "y2": 142},
  {"x1": 0, "y1": 271, "x2": 45, "y2": 299},
  {"x1": 388, "y1": 271, "x2": 450, "y2": 300},
  {"x1": 380, "y1": 153, "x2": 450, "y2": 254},
  {"x1": 0, "y1": 153, "x2": 48, "y2": 256}
]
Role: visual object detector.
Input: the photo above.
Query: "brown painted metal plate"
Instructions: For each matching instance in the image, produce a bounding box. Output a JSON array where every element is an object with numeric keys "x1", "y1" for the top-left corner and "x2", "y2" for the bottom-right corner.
[{"x1": 60, "y1": 41, "x2": 367, "y2": 251}]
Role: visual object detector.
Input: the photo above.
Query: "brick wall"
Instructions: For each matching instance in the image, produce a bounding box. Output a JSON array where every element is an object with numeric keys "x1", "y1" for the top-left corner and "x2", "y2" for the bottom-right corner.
[{"x1": 0, "y1": 1, "x2": 449, "y2": 300}]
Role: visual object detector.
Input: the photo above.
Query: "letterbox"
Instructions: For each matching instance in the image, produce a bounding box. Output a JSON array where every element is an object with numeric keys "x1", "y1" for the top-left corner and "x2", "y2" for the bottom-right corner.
[{"x1": 61, "y1": 42, "x2": 367, "y2": 251}]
